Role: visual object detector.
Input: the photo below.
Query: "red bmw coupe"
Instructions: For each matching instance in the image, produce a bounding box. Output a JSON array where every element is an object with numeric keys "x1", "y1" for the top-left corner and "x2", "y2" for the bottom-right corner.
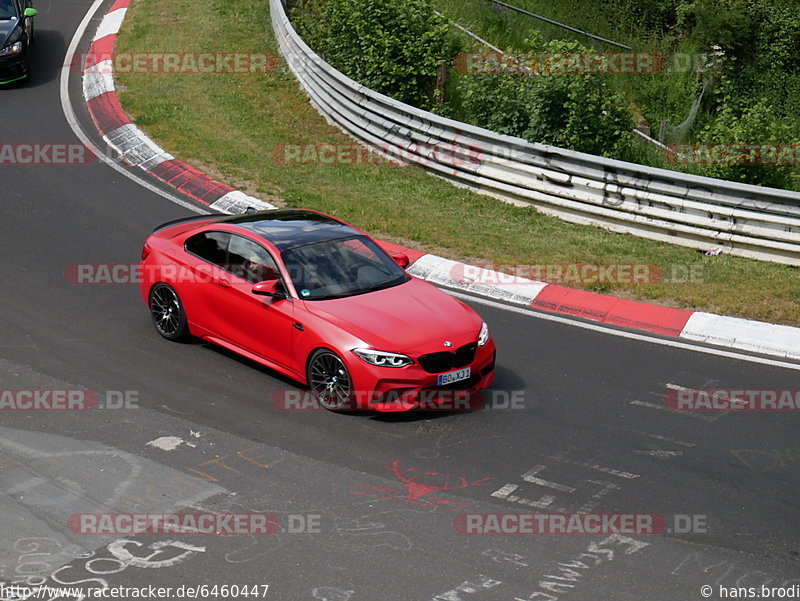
[{"x1": 140, "y1": 209, "x2": 496, "y2": 412}]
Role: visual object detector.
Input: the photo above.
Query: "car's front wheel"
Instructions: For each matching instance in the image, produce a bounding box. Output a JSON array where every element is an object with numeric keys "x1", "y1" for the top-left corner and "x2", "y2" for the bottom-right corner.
[
  {"x1": 149, "y1": 283, "x2": 189, "y2": 341},
  {"x1": 307, "y1": 349, "x2": 354, "y2": 411}
]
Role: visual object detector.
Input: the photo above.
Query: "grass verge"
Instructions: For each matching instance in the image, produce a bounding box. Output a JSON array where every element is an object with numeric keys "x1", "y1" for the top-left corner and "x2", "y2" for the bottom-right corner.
[{"x1": 115, "y1": 0, "x2": 800, "y2": 326}]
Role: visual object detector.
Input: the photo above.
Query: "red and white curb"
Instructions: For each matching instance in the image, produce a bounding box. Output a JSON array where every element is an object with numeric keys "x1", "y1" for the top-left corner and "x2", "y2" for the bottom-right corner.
[
  {"x1": 81, "y1": 0, "x2": 274, "y2": 213},
  {"x1": 403, "y1": 254, "x2": 800, "y2": 360},
  {"x1": 80, "y1": 0, "x2": 800, "y2": 362}
]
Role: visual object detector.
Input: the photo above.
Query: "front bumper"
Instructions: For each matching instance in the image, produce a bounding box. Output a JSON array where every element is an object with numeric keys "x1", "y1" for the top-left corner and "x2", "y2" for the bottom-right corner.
[
  {"x1": 351, "y1": 339, "x2": 497, "y2": 412},
  {"x1": 0, "y1": 53, "x2": 29, "y2": 84}
]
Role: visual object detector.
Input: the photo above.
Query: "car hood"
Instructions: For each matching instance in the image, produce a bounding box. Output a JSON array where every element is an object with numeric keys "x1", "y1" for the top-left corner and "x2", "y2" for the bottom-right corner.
[
  {"x1": 0, "y1": 20, "x2": 18, "y2": 47},
  {"x1": 304, "y1": 277, "x2": 482, "y2": 353}
]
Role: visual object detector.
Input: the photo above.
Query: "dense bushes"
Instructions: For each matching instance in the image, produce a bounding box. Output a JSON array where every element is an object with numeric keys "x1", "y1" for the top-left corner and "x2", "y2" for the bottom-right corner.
[
  {"x1": 693, "y1": 98, "x2": 797, "y2": 187},
  {"x1": 291, "y1": 0, "x2": 459, "y2": 109},
  {"x1": 679, "y1": 0, "x2": 800, "y2": 184},
  {"x1": 598, "y1": 0, "x2": 681, "y2": 33},
  {"x1": 460, "y1": 36, "x2": 634, "y2": 156}
]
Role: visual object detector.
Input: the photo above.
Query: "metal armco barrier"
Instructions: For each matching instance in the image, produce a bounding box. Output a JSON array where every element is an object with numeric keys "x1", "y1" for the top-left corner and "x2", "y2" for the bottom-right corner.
[{"x1": 270, "y1": 0, "x2": 800, "y2": 266}]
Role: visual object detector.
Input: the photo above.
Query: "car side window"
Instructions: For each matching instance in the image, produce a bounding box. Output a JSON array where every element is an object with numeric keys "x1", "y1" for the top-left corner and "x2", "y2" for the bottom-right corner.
[
  {"x1": 185, "y1": 231, "x2": 230, "y2": 267},
  {"x1": 226, "y1": 235, "x2": 281, "y2": 284}
]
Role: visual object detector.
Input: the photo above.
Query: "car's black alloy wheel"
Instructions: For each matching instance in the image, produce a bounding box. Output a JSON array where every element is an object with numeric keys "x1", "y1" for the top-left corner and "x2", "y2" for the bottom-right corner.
[
  {"x1": 307, "y1": 350, "x2": 354, "y2": 411},
  {"x1": 149, "y1": 283, "x2": 189, "y2": 341}
]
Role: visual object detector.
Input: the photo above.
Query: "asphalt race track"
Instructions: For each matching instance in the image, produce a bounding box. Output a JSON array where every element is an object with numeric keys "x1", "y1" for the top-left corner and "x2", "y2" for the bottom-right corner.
[{"x1": 1, "y1": 1, "x2": 799, "y2": 599}]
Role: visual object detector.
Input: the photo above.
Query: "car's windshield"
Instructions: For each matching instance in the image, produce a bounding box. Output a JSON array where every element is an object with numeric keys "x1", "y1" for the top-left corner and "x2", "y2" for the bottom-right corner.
[
  {"x1": 0, "y1": 0, "x2": 17, "y2": 20},
  {"x1": 281, "y1": 236, "x2": 409, "y2": 300}
]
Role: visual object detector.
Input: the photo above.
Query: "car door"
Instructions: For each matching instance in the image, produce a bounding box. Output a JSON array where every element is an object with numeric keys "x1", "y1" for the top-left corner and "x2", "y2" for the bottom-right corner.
[
  {"x1": 215, "y1": 234, "x2": 298, "y2": 373},
  {"x1": 181, "y1": 230, "x2": 235, "y2": 336}
]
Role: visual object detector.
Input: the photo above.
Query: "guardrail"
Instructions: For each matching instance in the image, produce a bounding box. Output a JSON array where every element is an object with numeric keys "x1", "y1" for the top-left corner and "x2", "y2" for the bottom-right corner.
[{"x1": 270, "y1": 0, "x2": 800, "y2": 266}]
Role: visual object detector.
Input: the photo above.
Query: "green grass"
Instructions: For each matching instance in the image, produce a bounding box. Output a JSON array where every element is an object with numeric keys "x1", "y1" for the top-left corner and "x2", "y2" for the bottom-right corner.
[{"x1": 115, "y1": 0, "x2": 800, "y2": 326}]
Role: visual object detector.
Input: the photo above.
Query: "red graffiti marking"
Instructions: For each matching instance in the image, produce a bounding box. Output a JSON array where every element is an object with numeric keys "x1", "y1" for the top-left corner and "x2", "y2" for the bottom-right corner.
[{"x1": 351, "y1": 460, "x2": 494, "y2": 512}]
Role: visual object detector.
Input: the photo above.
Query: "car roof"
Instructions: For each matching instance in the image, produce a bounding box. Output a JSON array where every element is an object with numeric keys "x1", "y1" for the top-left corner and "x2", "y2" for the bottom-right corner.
[{"x1": 215, "y1": 209, "x2": 362, "y2": 251}]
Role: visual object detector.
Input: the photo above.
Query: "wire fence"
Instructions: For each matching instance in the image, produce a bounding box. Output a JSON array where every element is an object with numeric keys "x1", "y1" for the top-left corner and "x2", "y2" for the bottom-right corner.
[
  {"x1": 463, "y1": 1, "x2": 714, "y2": 146},
  {"x1": 661, "y1": 78, "x2": 713, "y2": 144},
  {"x1": 482, "y1": 0, "x2": 632, "y2": 50}
]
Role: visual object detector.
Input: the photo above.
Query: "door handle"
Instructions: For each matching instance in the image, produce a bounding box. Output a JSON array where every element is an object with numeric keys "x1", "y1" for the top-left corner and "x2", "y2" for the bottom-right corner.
[{"x1": 216, "y1": 277, "x2": 232, "y2": 288}]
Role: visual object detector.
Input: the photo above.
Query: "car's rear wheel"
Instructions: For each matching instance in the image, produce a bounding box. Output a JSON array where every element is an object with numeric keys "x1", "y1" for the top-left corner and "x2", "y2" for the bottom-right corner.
[
  {"x1": 307, "y1": 349, "x2": 354, "y2": 411},
  {"x1": 149, "y1": 283, "x2": 189, "y2": 341}
]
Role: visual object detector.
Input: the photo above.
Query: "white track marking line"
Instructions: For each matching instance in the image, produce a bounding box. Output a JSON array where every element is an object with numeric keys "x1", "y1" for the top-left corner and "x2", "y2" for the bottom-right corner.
[{"x1": 490, "y1": 484, "x2": 519, "y2": 499}]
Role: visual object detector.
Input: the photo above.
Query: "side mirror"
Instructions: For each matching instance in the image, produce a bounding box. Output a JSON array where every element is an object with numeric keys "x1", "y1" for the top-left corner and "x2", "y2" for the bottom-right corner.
[
  {"x1": 23, "y1": 7, "x2": 37, "y2": 17},
  {"x1": 252, "y1": 279, "x2": 287, "y2": 300},
  {"x1": 390, "y1": 252, "x2": 409, "y2": 269}
]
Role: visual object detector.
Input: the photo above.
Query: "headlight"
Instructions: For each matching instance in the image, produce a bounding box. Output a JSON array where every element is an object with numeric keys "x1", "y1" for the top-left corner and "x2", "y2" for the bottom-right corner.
[
  {"x1": 0, "y1": 42, "x2": 23, "y2": 57},
  {"x1": 353, "y1": 348, "x2": 413, "y2": 368},
  {"x1": 478, "y1": 321, "x2": 490, "y2": 346}
]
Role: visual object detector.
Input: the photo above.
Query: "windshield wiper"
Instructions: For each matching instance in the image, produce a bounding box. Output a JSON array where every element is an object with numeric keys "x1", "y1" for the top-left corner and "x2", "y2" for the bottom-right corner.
[
  {"x1": 355, "y1": 277, "x2": 406, "y2": 295},
  {"x1": 306, "y1": 276, "x2": 407, "y2": 300}
]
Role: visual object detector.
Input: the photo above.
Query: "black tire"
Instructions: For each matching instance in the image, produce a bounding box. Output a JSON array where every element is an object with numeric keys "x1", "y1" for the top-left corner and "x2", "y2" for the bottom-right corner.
[
  {"x1": 306, "y1": 349, "x2": 354, "y2": 411},
  {"x1": 149, "y1": 283, "x2": 189, "y2": 341}
]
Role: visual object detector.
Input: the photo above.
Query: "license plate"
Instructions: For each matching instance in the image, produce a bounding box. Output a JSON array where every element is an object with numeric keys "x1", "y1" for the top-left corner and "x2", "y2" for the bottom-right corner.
[{"x1": 437, "y1": 367, "x2": 471, "y2": 386}]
